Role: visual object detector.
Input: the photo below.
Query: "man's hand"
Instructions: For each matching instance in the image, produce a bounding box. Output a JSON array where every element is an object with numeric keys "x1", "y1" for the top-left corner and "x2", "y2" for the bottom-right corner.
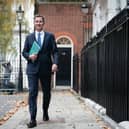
[
  {"x1": 52, "y1": 64, "x2": 58, "y2": 72},
  {"x1": 29, "y1": 54, "x2": 38, "y2": 62}
]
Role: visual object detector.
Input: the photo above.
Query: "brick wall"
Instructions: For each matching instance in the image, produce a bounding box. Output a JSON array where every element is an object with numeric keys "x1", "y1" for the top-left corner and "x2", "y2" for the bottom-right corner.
[{"x1": 38, "y1": 3, "x2": 85, "y2": 54}]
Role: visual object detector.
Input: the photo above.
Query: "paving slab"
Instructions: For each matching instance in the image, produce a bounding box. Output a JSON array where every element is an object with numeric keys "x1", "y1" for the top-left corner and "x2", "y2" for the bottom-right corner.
[
  {"x1": 0, "y1": 90, "x2": 110, "y2": 129},
  {"x1": 0, "y1": 93, "x2": 26, "y2": 119}
]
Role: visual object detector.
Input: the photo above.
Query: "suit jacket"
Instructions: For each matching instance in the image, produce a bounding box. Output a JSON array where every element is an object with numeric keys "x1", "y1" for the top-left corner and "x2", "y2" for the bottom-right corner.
[{"x1": 22, "y1": 31, "x2": 58, "y2": 76}]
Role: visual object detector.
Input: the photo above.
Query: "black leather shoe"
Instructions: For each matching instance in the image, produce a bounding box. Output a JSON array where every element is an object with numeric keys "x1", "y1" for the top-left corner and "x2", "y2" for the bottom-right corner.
[
  {"x1": 27, "y1": 121, "x2": 37, "y2": 128},
  {"x1": 43, "y1": 113, "x2": 49, "y2": 121}
]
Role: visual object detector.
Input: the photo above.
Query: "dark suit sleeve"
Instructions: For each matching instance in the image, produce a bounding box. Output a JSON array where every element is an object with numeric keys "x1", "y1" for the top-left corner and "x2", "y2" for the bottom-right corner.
[
  {"x1": 51, "y1": 34, "x2": 58, "y2": 65},
  {"x1": 22, "y1": 35, "x2": 31, "y2": 61}
]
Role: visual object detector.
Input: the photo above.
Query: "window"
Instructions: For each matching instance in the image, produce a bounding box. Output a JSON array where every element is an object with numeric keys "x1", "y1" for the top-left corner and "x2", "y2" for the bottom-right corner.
[{"x1": 57, "y1": 37, "x2": 71, "y2": 44}]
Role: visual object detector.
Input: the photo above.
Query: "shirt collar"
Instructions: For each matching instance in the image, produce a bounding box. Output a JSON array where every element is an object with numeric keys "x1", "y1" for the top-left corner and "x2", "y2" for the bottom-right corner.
[{"x1": 35, "y1": 30, "x2": 44, "y2": 35}]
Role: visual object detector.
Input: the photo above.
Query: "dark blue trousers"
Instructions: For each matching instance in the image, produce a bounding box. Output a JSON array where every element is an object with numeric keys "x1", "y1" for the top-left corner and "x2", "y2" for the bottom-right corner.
[{"x1": 28, "y1": 74, "x2": 51, "y2": 121}]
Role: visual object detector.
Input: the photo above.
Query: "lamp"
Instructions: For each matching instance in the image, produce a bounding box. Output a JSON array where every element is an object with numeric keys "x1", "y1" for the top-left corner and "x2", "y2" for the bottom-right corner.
[
  {"x1": 16, "y1": 5, "x2": 24, "y2": 92},
  {"x1": 81, "y1": 3, "x2": 89, "y2": 14},
  {"x1": 81, "y1": 2, "x2": 91, "y2": 43}
]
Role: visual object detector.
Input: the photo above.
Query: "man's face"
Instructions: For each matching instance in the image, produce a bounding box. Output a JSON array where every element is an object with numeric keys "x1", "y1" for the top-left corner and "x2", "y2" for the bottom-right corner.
[{"x1": 34, "y1": 17, "x2": 44, "y2": 31}]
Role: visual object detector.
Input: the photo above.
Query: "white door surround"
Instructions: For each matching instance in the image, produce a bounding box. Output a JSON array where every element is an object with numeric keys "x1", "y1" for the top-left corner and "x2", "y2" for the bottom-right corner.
[{"x1": 53, "y1": 36, "x2": 74, "y2": 89}]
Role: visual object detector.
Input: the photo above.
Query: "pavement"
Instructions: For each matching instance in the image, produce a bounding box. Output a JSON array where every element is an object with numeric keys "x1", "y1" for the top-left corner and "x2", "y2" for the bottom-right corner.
[
  {"x1": 0, "y1": 92, "x2": 26, "y2": 120},
  {"x1": 0, "y1": 89, "x2": 112, "y2": 129}
]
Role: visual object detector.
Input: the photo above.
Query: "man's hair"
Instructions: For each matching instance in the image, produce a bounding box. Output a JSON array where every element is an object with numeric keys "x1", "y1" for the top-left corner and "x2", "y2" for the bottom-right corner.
[{"x1": 34, "y1": 14, "x2": 45, "y2": 23}]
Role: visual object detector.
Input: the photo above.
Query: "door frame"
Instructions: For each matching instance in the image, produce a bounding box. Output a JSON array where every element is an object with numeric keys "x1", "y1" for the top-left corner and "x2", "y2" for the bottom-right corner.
[{"x1": 53, "y1": 44, "x2": 73, "y2": 89}]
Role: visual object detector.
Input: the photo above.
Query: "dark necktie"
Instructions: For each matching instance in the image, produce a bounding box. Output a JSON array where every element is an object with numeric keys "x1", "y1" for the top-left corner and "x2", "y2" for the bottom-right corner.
[{"x1": 38, "y1": 32, "x2": 41, "y2": 47}]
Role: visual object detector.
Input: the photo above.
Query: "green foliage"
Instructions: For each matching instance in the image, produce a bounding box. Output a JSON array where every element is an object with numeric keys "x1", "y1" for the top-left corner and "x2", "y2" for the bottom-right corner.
[{"x1": 0, "y1": 0, "x2": 14, "y2": 57}]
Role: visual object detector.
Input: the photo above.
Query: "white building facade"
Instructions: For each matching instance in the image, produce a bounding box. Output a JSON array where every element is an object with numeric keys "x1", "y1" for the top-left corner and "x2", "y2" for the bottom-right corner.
[
  {"x1": 91, "y1": 0, "x2": 127, "y2": 36},
  {"x1": 11, "y1": 0, "x2": 35, "y2": 88}
]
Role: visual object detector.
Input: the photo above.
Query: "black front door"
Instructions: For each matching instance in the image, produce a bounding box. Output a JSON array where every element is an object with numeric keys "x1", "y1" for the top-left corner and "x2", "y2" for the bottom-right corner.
[{"x1": 56, "y1": 47, "x2": 71, "y2": 86}]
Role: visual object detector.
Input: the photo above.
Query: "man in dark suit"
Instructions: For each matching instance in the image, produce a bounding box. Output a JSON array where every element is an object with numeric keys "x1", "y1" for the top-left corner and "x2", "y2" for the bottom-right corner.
[{"x1": 22, "y1": 15, "x2": 58, "y2": 128}]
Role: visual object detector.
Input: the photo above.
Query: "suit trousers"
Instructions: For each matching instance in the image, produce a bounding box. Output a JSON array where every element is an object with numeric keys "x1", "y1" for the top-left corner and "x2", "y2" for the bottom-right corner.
[{"x1": 27, "y1": 73, "x2": 51, "y2": 121}]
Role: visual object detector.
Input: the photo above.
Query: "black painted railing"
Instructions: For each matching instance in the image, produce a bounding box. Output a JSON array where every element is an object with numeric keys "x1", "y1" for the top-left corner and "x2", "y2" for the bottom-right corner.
[
  {"x1": 73, "y1": 54, "x2": 79, "y2": 93},
  {"x1": 80, "y1": 8, "x2": 129, "y2": 122}
]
